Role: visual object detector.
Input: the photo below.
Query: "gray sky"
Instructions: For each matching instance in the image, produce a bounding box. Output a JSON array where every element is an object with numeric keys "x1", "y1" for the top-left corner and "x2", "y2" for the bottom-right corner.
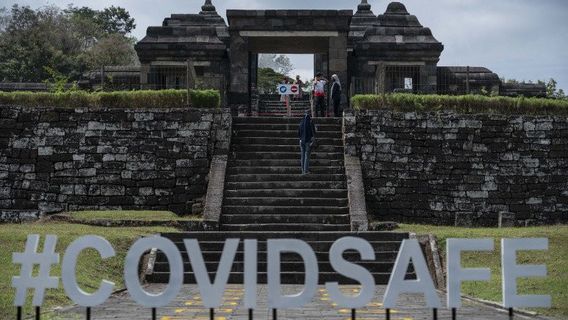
[{"x1": 3, "y1": 0, "x2": 568, "y2": 91}]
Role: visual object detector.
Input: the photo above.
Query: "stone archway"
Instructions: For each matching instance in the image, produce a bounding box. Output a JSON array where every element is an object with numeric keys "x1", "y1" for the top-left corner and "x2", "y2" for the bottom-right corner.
[{"x1": 226, "y1": 10, "x2": 351, "y2": 110}]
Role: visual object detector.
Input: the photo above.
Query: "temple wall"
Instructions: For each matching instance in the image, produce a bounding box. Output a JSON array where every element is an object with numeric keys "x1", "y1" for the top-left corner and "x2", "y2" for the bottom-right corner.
[
  {"x1": 0, "y1": 105, "x2": 231, "y2": 222},
  {"x1": 344, "y1": 109, "x2": 568, "y2": 226}
]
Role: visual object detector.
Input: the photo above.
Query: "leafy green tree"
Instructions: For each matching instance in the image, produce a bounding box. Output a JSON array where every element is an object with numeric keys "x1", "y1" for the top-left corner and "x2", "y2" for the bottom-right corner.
[
  {"x1": 0, "y1": 4, "x2": 137, "y2": 83},
  {"x1": 84, "y1": 34, "x2": 138, "y2": 69},
  {"x1": 258, "y1": 54, "x2": 294, "y2": 76},
  {"x1": 257, "y1": 67, "x2": 292, "y2": 94}
]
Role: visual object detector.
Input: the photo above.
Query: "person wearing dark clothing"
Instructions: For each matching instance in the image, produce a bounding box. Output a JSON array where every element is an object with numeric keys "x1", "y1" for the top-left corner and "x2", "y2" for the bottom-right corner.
[
  {"x1": 313, "y1": 73, "x2": 328, "y2": 117},
  {"x1": 331, "y1": 74, "x2": 342, "y2": 117},
  {"x1": 298, "y1": 112, "x2": 317, "y2": 174}
]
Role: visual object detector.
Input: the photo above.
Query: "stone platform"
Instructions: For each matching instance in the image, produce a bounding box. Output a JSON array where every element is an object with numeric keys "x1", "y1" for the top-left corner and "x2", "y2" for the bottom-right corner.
[{"x1": 54, "y1": 285, "x2": 550, "y2": 320}]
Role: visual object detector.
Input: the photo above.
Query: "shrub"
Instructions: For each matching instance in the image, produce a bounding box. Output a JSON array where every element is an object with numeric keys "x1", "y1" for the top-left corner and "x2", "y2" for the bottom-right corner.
[
  {"x1": 0, "y1": 89, "x2": 221, "y2": 109},
  {"x1": 351, "y1": 94, "x2": 568, "y2": 115}
]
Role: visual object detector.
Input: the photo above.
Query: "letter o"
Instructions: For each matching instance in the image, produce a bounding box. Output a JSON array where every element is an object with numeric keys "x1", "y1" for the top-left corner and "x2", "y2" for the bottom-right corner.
[{"x1": 125, "y1": 236, "x2": 183, "y2": 307}]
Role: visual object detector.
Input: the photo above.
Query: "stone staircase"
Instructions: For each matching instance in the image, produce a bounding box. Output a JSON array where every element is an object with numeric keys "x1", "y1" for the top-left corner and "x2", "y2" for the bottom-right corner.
[
  {"x1": 258, "y1": 99, "x2": 311, "y2": 117},
  {"x1": 148, "y1": 231, "x2": 412, "y2": 284},
  {"x1": 222, "y1": 117, "x2": 350, "y2": 232},
  {"x1": 147, "y1": 115, "x2": 414, "y2": 285}
]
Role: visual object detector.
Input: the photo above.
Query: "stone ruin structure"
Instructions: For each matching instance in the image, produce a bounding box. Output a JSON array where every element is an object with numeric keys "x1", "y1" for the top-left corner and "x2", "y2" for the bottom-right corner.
[{"x1": 134, "y1": 0, "x2": 546, "y2": 109}]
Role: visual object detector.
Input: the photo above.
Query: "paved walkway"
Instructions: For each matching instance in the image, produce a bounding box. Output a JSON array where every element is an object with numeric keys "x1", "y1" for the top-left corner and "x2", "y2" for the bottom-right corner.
[{"x1": 55, "y1": 285, "x2": 547, "y2": 320}]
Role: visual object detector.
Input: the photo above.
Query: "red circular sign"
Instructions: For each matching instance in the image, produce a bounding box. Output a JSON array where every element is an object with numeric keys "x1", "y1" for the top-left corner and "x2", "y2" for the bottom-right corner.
[{"x1": 291, "y1": 85, "x2": 298, "y2": 93}]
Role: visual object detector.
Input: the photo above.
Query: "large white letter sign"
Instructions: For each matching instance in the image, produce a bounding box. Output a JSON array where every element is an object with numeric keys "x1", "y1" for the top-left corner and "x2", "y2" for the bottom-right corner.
[
  {"x1": 184, "y1": 239, "x2": 239, "y2": 308},
  {"x1": 125, "y1": 236, "x2": 183, "y2": 307},
  {"x1": 502, "y1": 238, "x2": 551, "y2": 308},
  {"x1": 447, "y1": 239, "x2": 493, "y2": 308},
  {"x1": 383, "y1": 239, "x2": 441, "y2": 308},
  {"x1": 326, "y1": 237, "x2": 376, "y2": 308},
  {"x1": 62, "y1": 236, "x2": 116, "y2": 306},
  {"x1": 244, "y1": 239, "x2": 258, "y2": 309},
  {"x1": 267, "y1": 239, "x2": 318, "y2": 309}
]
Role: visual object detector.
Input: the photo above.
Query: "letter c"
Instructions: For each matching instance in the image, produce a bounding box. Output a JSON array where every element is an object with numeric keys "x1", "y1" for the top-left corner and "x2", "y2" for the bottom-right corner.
[{"x1": 62, "y1": 235, "x2": 116, "y2": 306}]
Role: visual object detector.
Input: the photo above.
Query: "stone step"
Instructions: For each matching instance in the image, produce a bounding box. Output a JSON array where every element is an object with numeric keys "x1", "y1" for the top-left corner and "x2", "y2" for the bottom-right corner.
[
  {"x1": 153, "y1": 261, "x2": 403, "y2": 274},
  {"x1": 221, "y1": 223, "x2": 351, "y2": 232},
  {"x1": 223, "y1": 197, "x2": 348, "y2": 207},
  {"x1": 234, "y1": 130, "x2": 341, "y2": 138},
  {"x1": 167, "y1": 240, "x2": 404, "y2": 252},
  {"x1": 226, "y1": 166, "x2": 344, "y2": 175},
  {"x1": 225, "y1": 173, "x2": 346, "y2": 182},
  {"x1": 148, "y1": 271, "x2": 399, "y2": 285},
  {"x1": 225, "y1": 181, "x2": 347, "y2": 190},
  {"x1": 222, "y1": 206, "x2": 348, "y2": 215},
  {"x1": 234, "y1": 123, "x2": 341, "y2": 131},
  {"x1": 156, "y1": 250, "x2": 400, "y2": 262},
  {"x1": 233, "y1": 152, "x2": 342, "y2": 161},
  {"x1": 232, "y1": 137, "x2": 343, "y2": 146},
  {"x1": 232, "y1": 144, "x2": 344, "y2": 153},
  {"x1": 224, "y1": 189, "x2": 348, "y2": 198},
  {"x1": 233, "y1": 117, "x2": 342, "y2": 125},
  {"x1": 221, "y1": 214, "x2": 350, "y2": 225},
  {"x1": 160, "y1": 232, "x2": 410, "y2": 242},
  {"x1": 230, "y1": 159, "x2": 344, "y2": 167},
  {"x1": 256, "y1": 112, "x2": 306, "y2": 117}
]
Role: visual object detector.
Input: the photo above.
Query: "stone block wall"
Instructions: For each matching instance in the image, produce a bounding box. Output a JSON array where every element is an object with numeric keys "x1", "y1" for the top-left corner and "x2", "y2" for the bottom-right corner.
[
  {"x1": 344, "y1": 109, "x2": 568, "y2": 226},
  {"x1": 0, "y1": 105, "x2": 231, "y2": 222}
]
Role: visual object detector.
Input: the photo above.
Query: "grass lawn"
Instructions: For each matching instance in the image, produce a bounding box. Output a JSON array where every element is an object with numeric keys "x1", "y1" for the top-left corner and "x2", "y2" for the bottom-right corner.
[
  {"x1": 66, "y1": 210, "x2": 201, "y2": 221},
  {"x1": 0, "y1": 221, "x2": 178, "y2": 319},
  {"x1": 398, "y1": 224, "x2": 568, "y2": 318}
]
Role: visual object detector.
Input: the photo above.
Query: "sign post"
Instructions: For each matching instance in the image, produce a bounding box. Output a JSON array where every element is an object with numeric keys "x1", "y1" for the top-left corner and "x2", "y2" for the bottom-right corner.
[{"x1": 277, "y1": 84, "x2": 299, "y2": 116}]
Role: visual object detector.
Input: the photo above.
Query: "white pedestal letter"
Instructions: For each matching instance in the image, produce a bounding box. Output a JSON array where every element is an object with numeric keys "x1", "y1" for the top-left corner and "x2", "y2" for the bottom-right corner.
[
  {"x1": 383, "y1": 239, "x2": 441, "y2": 308},
  {"x1": 125, "y1": 236, "x2": 183, "y2": 307},
  {"x1": 502, "y1": 238, "x2": 551, "y2": 308},
  {"x1": 267, "y1": 239, "x2": 318, "y2": 309},
  {"x1": 184, "y1": 239, "x2": 239, "y2": 308},
  {"x1": 326, "y1": 237, "x2": 375, "y2": 308},
  {"x1": 62, "y1": 236, "x2": 116, "y2": 306},
  {"x1": 244, "y1": 239, "x2": 258, "y2": 309},
  {"x1": 447, "y1": 239, "x2": 493, "y2": 308}
]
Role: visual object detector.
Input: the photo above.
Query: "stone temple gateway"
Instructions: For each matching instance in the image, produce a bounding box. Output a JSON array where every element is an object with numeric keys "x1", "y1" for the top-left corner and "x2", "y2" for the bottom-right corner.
[{"x1": 136, "y1": 0, "x2": 544, "y2": 110}]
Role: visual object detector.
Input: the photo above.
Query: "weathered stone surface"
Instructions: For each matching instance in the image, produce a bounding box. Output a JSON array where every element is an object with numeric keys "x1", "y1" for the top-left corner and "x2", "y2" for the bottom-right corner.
[
  {"x1": 0, "y1": 105, "x2": 231, "y2": 222},
  {"x1": 345, "y1": 109, "x2": 568, "y2": 226}
]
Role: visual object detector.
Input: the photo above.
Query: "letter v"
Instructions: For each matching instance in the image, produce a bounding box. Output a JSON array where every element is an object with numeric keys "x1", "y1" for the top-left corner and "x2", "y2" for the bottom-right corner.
[{"x1": 183, "y1": 238, "x2": 240, "y2": 308}]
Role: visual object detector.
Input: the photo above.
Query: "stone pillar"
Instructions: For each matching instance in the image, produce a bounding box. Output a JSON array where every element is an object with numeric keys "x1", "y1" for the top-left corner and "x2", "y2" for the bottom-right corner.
[
  {"x1": 140, "y1": 63, "x2": 150, "y2": 89},
  {"x1": 375, "y1": 62, "x2": 386, "y2": 94},
  {"x1": 420, "y1": 63, "x2": 438, "y2": 93},
  {"x1": 329, "y1": 33, "x2": 348, "y2": 108},
  {"x1": 229, "y1": 33, "x2": 249, "y2": 105}
]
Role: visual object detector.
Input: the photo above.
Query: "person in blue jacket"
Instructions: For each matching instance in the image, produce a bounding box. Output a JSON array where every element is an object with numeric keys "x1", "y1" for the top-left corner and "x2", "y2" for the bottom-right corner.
[{"x1": 298, "y1": 111, "x2": 316, "y2": 174}]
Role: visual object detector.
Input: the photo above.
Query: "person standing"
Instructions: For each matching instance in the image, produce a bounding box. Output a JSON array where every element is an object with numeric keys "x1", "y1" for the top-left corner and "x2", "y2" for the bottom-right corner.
[
  {"x1": 313, "y1": 73, "x2": 328, "y2": 117},
  {"x1": 331, "y1": 74, "x2": 342, "y2": 117},
  {"x1": 298, "y1": 111, "x2": 316, "y2": 175},
  {"x1": 294, "y1": 75, "x2": 304, "y2": 100}
]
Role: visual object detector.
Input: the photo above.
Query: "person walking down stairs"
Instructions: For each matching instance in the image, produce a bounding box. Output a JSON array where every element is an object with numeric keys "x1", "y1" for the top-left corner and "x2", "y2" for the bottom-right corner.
[
  {"x1": 298, "y1": 111, "x2": 317, "y2": 175},
  {"x1": 331, "y1": 74, "x2": 342, "y2": 117}
]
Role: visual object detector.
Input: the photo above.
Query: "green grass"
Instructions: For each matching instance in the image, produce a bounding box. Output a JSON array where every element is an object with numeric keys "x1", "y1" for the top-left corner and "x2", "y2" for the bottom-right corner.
[
  {"x1": 66, "y1": 210, "x2": 201, "y2": 221},
  {"x1": 397, "y1": 224, "x2": 568, "y2": 317},
  {"x1": 0, "y1": 222, "x2": 177, "y2": 319},
  {"x1": 351, "y1": 93, "x2": 568, "y2": 115},
  {"x1": 0, "y1": 89, "x2": 221, "y2": 109}
]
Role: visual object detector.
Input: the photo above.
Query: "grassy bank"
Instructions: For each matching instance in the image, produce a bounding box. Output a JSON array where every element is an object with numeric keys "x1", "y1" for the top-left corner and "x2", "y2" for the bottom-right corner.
[
  {"x1": 351, "y1": 93, "x2": 568, "y2": 115},
  {"x1": 0, "y1": 222, "x2": 177, "y2": 319},
  {"x1": 398, "y1": 224, "x2": 568, "y2": 318},
  {"x1": 0, "y1": 89, "x2": 220, "y2": 109}
]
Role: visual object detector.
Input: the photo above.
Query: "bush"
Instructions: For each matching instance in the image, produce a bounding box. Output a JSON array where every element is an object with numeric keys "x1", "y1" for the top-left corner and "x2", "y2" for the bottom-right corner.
[
  {"x1": 351, "y1": 94, "x2": 568, "y2": 115},
  {"x1": 0, "y1": 89, "x2": 221, "y2": 109}
]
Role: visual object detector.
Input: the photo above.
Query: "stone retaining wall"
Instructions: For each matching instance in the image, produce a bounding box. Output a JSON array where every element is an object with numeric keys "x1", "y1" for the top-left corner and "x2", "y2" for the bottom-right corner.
[
  {"x1": 344, "y1": 109, "x2": 568, "y2": 226},
  {"x1": 0, "y1": 105, "x2": 231, "y2": 222}
]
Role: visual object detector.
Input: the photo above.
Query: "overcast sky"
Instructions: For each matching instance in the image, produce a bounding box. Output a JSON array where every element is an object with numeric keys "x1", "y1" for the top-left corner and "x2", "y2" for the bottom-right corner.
[{"x1": 2, "y1": 0, "x2": 568, "y2": 91}]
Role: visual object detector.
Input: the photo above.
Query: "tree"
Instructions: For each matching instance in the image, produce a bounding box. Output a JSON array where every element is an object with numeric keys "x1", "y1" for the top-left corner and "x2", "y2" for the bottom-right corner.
[
  {"x1": 257, "y1": 67, "x2": 292, "y2": 94},
  {"x1": 96, "y1": 6, "x2": 136, "y2": 35},
  {"x1": 0, "y1": 4, "x2": 137, "y2": 83},
  {"x1": 83, "y1": 34, "x2": 138, "y2": 69},
  {"x1": 258, "y1": 54, "x2": 294, "y2": 76}
]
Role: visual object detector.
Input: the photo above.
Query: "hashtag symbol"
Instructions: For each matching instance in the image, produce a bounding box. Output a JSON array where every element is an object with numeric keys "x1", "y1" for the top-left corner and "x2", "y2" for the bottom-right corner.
[{"x1": 12, "y1": 235, "x2": 60, "y2": 306}]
